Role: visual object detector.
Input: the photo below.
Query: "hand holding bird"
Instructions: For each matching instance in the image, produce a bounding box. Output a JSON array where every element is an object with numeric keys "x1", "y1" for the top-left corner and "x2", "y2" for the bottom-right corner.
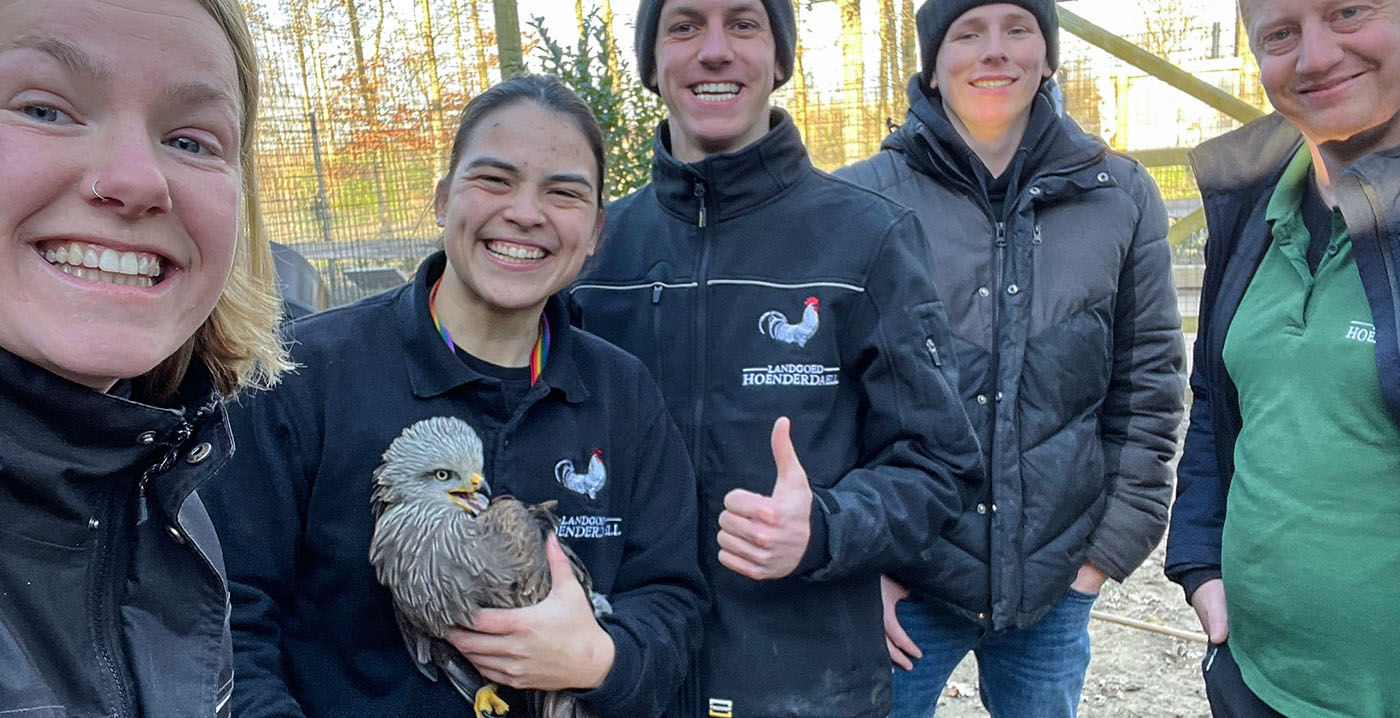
[
  {"x1": 448, "y1": 534, "x2": 616, "y2": 692},
  {"x1": 717, "y1": 417, "x2": 814, "y2": 580}
]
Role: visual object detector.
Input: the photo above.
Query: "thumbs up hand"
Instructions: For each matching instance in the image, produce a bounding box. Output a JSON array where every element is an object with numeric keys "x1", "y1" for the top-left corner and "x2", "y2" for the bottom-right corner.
[{"x1": 717, "y1": 417, "x2": 814, "y2": 580}]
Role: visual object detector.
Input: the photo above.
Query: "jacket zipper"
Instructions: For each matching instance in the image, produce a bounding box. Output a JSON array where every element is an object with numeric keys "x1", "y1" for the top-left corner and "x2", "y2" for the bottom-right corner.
[
  {"x1": 692, "y1": 179, "x2": 712, "y2": 456},
  {"x1": 92, "y1": 485, "x2": 135, "y2": 717}
]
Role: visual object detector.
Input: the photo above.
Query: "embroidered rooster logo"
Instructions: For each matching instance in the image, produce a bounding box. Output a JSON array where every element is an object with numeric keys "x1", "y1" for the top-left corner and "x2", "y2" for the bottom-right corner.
[
  {"x1": 759, "y1": 296, "x2": 820, "y2": 348},
  {"x1": 555, "y1": 450, "x2": 606, "y2": 499}
]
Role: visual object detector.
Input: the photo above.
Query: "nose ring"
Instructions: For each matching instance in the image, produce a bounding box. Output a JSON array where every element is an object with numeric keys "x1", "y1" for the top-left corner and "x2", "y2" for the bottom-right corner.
[{"x1": 92, "y1": 180, "x2": 109, "y2": 203}]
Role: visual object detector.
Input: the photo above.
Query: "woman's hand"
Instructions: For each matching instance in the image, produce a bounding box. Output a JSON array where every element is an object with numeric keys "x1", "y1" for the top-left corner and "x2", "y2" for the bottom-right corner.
[{"x1": 447, "y1": 535, "x2": 615, "y2": 691}]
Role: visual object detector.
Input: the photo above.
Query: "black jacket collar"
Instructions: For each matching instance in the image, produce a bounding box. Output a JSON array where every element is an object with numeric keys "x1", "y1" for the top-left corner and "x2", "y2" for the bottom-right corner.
[
  {"x1": 0, "y1": 346, "x2": 229, "y2": 519},
  {"x1": 394, "y1": 251, "x2": 590, "y2": 404},
  {"x1": 650, "y1": 109, "x2": 812, "y2": 223}
]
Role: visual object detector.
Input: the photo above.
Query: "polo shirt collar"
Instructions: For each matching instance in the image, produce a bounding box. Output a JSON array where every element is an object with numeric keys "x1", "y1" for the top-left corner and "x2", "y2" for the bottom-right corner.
[{"x1": 397, "y1": 251, "x2": 589, "y2": 404}]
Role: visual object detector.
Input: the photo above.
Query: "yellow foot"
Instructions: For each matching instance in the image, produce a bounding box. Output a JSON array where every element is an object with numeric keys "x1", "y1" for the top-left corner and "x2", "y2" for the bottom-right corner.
[{"x1": 473, "y1": 683, "x2": 509, "y2": 718}]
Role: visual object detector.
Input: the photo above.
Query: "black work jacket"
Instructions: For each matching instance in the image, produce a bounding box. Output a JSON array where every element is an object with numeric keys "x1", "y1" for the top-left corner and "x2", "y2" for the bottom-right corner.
[
  {"x1": 1165, "y1": 114, "x2": 1400, "y2": 597},
  {"x1": 838, "y1": 79, "x2": 1185, "y2": 630},
  {"x1": 0, "y1": 348, "x2": 235, "y2": 717},
  {"x1": 570, "y1": 110, "x2": 982, "y2": 718}
]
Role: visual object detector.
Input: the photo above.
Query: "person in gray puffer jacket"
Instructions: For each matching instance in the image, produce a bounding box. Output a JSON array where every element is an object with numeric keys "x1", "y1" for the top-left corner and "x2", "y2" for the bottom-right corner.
[{"x1": 838, "y1": 0, "x2": 1185, "y2": 715}]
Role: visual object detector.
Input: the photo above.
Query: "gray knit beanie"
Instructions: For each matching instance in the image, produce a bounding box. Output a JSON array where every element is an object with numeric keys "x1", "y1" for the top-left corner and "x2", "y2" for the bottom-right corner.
[
  {"x1": 635, "y1": 0, "x2": 797, "y2": 94},
  {"x1": 916, "y1": 0, "x2": 1059, "y2": 85}
]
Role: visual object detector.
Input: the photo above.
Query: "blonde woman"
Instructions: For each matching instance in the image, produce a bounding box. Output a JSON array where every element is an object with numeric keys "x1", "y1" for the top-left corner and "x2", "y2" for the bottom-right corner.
[{"x1": 0, "y1": 0, "x2": 286, "y2": 714}]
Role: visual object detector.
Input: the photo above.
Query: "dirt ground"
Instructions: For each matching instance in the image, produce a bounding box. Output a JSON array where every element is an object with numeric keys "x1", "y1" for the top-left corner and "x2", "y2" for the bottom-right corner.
[{"x1": 929, "y1": 536, "x2": 1211, "y2": 718}]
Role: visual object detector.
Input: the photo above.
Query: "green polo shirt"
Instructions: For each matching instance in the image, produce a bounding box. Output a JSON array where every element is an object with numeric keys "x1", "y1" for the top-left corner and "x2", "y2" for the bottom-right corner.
[{"x1": 1221, "y1": 147, "x2": 1400, "y2": 717}]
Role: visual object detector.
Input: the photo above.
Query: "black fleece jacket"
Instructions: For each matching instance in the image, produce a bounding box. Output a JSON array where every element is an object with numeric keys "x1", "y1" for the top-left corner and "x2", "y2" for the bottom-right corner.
[{"x1": 202, "y1": 253, "x2": 706, "y2": 718}]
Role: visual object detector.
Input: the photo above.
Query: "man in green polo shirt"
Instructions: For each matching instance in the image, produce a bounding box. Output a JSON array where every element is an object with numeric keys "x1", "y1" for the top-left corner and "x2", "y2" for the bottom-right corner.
[{"x1": 1165, "y1": 0, "x2": 1400, "y2": 715}]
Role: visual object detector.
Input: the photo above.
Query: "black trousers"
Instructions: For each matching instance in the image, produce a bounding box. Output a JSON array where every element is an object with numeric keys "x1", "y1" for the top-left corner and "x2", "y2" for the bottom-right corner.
[{"x1": 1202, "y1": 642, "x2": 1286, "y2": 718}]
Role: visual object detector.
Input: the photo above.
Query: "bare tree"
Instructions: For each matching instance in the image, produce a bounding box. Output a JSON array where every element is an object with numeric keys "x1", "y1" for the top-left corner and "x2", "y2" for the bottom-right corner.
[
  {"x1": 1141, "y1": 0, "x2": 1195, "y2": 58},
  {"x1": 839, "y1": 0, "x2": 864, "y2": 163},
  {"x1": 470, "y1": 0, "x2": 493, "y2": 91},
  {"x1": 345, "y1": 0, "x2": 392, "y2": 233}
]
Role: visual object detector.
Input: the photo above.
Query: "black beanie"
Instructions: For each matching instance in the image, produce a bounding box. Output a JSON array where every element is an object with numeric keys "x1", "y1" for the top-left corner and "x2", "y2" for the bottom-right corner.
[
  {"x1": 635, "y1": 0, "x2": 797, "y2": 94},
  {"x1": 916, "y1": 0, "x2": 1059, "y2": 86}
]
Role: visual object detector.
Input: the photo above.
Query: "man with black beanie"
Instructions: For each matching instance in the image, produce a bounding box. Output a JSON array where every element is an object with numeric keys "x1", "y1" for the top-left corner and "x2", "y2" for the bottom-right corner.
[
  {"x1": 570, "y1": 1, "x2": 983, "y2": 716},
  {"x1": 839, "y1": 0, "x2": 1184, "y2": 716}
]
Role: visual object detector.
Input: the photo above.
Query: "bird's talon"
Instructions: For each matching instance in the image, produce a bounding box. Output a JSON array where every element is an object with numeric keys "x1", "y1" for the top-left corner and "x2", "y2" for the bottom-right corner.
[{"x1": 474, "y1": 684, "x2": 509, "y2": 718}]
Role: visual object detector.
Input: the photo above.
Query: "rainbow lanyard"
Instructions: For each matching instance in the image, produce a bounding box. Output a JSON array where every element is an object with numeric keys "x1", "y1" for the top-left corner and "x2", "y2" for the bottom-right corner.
[{"x1": 429, "y1": 276, "x2": 549, "y2": 385}]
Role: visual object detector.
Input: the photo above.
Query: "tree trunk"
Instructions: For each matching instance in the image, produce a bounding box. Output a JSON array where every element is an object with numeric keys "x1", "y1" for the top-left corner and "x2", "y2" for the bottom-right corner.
[
  {"x1": 602, "y1": 0, "x2": 620, "y2": 84},
  {"x1": 790, "y1": 0, "x2": 810, "y2": 141},
  {"x1": 450, "y1": 0, "x2": 471, "y2": 94},
  {"x1": 493, "y1": 0, "x2": 525, "y2": 78},
  {"x1": 576, "y1": 0, "x2": 588, "y2": 46},
  {"x1": 345, "y1": 0, "x2": 392, "y2": 234},
  {"x1": 416, "y1": 0, "x2": 447, "y2": 157},
  {"x1": 901, "y1": 0, "x2": 916, "y2": 84},
  {"x1": 470, "y1": 0, "x2": 492, "y2": 91},
  {"x1": 879, "y1": 0, "x2": 898, "y2": 127},
  {"x1": 839, "y1": 0, "x2": 864, "y2": 163}
]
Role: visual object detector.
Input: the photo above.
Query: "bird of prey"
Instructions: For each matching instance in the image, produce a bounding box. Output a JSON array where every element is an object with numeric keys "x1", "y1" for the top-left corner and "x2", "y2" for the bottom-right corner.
[{"x1": 369, "y1": 416, "x2": 603, "y2": 718}]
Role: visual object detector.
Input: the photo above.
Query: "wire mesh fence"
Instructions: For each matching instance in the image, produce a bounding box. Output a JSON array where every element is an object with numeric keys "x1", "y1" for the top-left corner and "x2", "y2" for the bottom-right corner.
[{"x1": 246, "y1": 1, "x2": 1266, "y2": 320}]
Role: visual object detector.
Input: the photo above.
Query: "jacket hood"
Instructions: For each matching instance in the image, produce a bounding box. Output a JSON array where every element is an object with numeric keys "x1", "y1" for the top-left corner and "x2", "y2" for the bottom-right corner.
[{"x1": 885, "y1": 75, "x2": 1105, "y2": 199}]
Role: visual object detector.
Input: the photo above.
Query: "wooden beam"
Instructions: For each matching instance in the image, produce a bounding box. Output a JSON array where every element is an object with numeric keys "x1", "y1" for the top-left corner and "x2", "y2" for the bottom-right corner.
[
  {"x1": 1168, "y1": 206, "x2": 1207, "y2": 246},
  {"x1": 1057, "y1": 5, "x2": 1264, "y2": 124},
  {"x1": 1129, "y1": 147, "x2": 1191, "y2": 168}
]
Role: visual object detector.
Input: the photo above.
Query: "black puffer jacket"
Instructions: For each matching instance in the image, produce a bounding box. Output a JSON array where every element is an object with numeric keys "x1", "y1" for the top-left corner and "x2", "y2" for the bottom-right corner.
[
  {"x1": 0, "y1": 348, "x2": 236, "y2": 717},
  {"x1": 571, "y1": 110, "x2": 982, "y2": 718},
  {"x1": 839, "y1": 79, "x2": 1185, "y2": 630}
]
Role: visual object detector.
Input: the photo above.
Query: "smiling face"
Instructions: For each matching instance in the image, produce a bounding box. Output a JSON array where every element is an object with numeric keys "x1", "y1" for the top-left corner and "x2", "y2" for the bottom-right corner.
[
  {"x1": 1244, "y1": 0, "x2": 1400, "y2": 150},
  {"x1": 0, "y1": 0, "x2": 242, "y2": 392},
  {"x1": 653, "y1": 0, "x2": 782, "y2": 162},
  {"x1": 433, "y1": 101, "x2": 603, "y2": 325},
  {"x1": 932, "y1": 3, "x2": 1051, "y2": 142}
]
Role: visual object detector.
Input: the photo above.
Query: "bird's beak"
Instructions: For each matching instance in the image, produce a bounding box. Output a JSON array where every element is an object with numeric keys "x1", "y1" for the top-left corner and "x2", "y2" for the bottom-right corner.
[{"x1": 447, "y1": 487, "x2": 488, "y2": 515}]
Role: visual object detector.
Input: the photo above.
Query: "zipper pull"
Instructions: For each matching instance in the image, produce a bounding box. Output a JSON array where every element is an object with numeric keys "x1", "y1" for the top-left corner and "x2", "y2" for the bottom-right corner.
[
  {"x1": 1032, "y1": 224, "x2": 1042, "y2": 245},
  {"x1": 925, "y1": 338, "x2": 942, "y2": 367},
  {"x1": 652, "y1": 283, "x2": 663, "y2": 304},
  {"x1": 995, "y1": 221, "x2": 1007, "y2": 247},
  {"x1": 693, "y1": 181, "x2": 707, "y2": 228},
  {"x1": 137, "y1": 477, "x2": 150, "y2": 525}
]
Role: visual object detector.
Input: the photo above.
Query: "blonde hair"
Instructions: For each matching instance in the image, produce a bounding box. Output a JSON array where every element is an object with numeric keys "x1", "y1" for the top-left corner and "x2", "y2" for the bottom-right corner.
[{"x1": 138, "y1": 0, "x2": 290, "y2": 401}]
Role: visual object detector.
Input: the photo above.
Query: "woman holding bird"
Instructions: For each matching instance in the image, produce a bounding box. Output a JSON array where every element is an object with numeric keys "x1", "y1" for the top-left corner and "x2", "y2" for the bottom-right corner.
[{"x1": 200, "y1": 74, "x2": 705, "y2": 718}]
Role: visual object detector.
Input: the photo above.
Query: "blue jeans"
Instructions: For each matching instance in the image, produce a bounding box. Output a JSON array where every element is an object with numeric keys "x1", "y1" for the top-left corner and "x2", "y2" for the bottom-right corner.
[{"x1": 889, "y1": 588, "x2": 1098, "y2": 718}]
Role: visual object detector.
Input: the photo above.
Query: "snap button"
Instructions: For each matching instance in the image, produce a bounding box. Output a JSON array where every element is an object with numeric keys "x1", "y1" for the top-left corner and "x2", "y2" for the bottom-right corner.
[
  {"x1": 976, "y1": 503, "x2": 987, "y2": 514},
  {"x1": 1097, "y1": 172, "x2": 1110, "y2": 183},
  {"x1": 995, "y1": 391, "x2": 1004, "y2": 402},
  {"x1": 137, "y1": 431, "x2": 157, "y2": 445},
  {"x1": 1028, "y1": 186, "x2": 1041, "y2": 196},
  {"x1": 978, "y1": 612, "x2": 987, "y2": 620},
  {"x1": 991, "y1": 504, "x2": 998, "y2": 513},
  {"x1": 186, "y1": 442, "x2": 213, "y2": 465},
  {"x1": 1007, "y1": 284, "x2": 1021, "y2": 295},
  {"x1": 978, "y1": 287, "x2": 991, "y2": 297},
  {"x1": 976, "y1": 394, "x2": 989, "y2": 405},
  {"x1": 167, "y1": 526, "x2": 186, "y2": 545},
  {"x1": 88, "y1": 517, "x2": 100, "y2": 530}
]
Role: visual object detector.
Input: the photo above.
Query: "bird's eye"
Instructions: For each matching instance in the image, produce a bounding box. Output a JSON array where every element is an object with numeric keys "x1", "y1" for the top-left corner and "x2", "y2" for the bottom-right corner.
[{"x1": 433, "y1": 469, "x2": 452, "y2": 482}]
